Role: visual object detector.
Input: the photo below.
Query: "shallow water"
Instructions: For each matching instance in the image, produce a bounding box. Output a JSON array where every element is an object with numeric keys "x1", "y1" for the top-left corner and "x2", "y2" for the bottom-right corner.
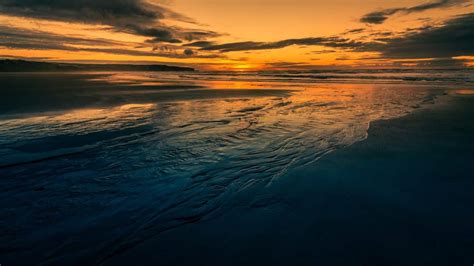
[{"x1": 0, "y1": 70, "x2": 471, "y2": 264}]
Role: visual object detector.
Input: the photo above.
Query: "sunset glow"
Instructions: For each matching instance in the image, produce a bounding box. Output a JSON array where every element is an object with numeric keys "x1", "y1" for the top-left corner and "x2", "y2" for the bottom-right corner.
[{"x1": 0, "y1": 0, "x2": 473, "y2": 69}]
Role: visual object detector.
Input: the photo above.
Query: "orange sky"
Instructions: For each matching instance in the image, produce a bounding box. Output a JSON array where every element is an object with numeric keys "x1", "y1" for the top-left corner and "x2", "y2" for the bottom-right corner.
[{"x1": 0, "y1": 0, "x2": 473, "y2": 70}]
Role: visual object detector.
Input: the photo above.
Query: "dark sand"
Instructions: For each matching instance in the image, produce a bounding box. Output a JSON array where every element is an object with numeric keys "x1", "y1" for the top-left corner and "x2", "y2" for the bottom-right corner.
[{"x1": 105, "y1": 95, "x2": 474, "y2": 266}]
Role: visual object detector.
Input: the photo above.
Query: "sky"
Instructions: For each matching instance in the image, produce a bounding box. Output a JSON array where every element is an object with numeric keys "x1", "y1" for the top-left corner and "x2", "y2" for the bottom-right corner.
[{"x1": 0, "y1": 0, "x2": 473, "y2": 70}]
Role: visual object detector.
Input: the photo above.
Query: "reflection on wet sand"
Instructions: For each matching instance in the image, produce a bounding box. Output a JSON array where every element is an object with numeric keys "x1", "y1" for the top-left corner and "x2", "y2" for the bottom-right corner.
[{"x1": 453, "y1": 89, "x2": 474, "y2": 95}]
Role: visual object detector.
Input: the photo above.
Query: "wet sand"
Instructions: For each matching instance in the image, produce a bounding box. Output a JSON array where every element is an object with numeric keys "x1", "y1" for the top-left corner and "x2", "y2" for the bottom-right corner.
[
  {"x1": 1, "y1": 71, "x2": 473, "y2": 265},
  {"x1": 105, "y1": 94, "x2": 474, "y2": 266},
  {"x1": 0, "y1": 73, "x2": 293, "y2": 117}
]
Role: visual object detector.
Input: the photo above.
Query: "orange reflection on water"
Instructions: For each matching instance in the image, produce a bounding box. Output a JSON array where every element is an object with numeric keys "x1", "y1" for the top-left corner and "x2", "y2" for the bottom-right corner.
[
  {"x1": 0, "y1": 81, "x2": 435, "y2": 179},
  {"x1": 453, "y1": 89, "x2": 474, "y2": 95}
]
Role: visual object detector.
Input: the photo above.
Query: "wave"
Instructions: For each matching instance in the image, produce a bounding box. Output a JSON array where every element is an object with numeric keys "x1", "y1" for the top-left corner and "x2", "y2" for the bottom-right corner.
[{"x1": 178, "y1": 68, "x2": 474, "y2": 85}]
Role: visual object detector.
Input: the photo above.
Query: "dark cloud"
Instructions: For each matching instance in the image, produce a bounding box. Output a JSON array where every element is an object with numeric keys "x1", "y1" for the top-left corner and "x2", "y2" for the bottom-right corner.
[
  {"x1": 0, "y1": 54, "x2": 53, "y2": 61},
  {"x1": 0, "y1": 25, "x2": 121, "y2": 47},
  {"x1": 0, "y1": 0, "x2": 219, "y2": 43},
  {"x1": 1, "y1": 0, "x2": 471, "y2": 63},
  {"x1": 0, "y1": 0, "x2": 160, "y2": 22},
  {"x1": 183, "y1": 49, "x2": 194, "y2": 56},
  {"x1": 201, "y1": 37, "x2": 372, "y2": 52},
  {"x1": 379, "y1": 13, "x2": 474, "y2": 58},
  {"x1": 370, "y1": 31, "x2": 395, "y2": 37},
  {"x1": 198, "y1": 12, "x2": 474, "y2": 60},
  {"x1": 206, "y1": 12, "x2": 473, "y2": 60},
  {"x1": 0, "y1": 25, "x2": 221, "y2": 59},
  {"x1": 202, "y1": 41, "x2": 264, "y2": 52},
  {"x1": 360, "y1": 9, "x2": 399, "y2": 24},
  {"x1": 127, "y1": 24, "x2": 182, "y2": 43},
  {"x1": 360, "y1": 0, "x2": 468, "y2": 24},
  {"x1": 183, "y1": 41, "x2": 216, "y2": 48},
  {"x1": 182, "y1": 31, "x2": 220, "y2": 41},
  {"x1": 344, "y1": 28, "x2": 365, "y2": 34}
]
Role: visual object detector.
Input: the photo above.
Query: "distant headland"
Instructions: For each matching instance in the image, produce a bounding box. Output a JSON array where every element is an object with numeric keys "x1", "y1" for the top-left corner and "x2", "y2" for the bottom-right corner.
[{"x1": 0, "y1": 59, "x2": 195, "y2": 72}]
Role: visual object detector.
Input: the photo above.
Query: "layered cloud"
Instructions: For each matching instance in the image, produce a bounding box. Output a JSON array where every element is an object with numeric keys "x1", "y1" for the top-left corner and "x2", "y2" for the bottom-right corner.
[
  {"x1": 0, "y1": 24, "x2": 220, "y2": 58},
  {"x1": 360, "y1": 0, "x2": 469, "y2": 24},
  {"x1": 0, "y1": 0, "x2": 219, "y2": 42},
  {"x1": 379, "y1": 13, "x2": 474, "y2": 58},
  {"x1": 0, "y1": 0, "x2": 222, "y2": 59},
  {"x1": 201, "y1": 37, "x2": 374, "y2": 52},
  {"x1": 0, "y1": 0, "x2": 472, "y2": 67},
  {"x1": 198, "y1": 13, "x2": 474, "y2": 60}
]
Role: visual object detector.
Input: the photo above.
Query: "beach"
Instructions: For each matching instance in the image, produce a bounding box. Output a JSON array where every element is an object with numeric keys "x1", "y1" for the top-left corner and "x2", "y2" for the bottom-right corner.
[
  {"x1": 104, "y1": 93, "x2": 474, "y2": 266},
  {"x1": 0, "y1": 71, "x2": 473, "y2": 265}
]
